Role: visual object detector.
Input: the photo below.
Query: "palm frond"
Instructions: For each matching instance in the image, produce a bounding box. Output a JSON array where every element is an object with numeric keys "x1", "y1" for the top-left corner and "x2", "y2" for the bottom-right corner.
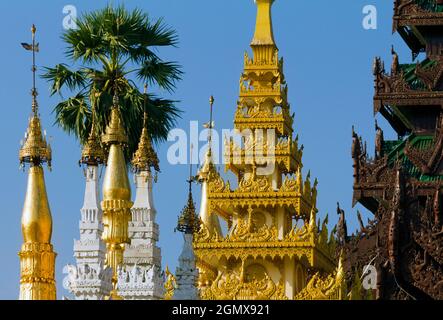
[
  {"x1": 52, "y1": 93, "x2": 91, "y2": 144},
  {"x1": 140, "y1": 17, "x2": 179, "y2": 48},
  {"x1": 42, "y1": 64, "x2": 89, "y2": 96},
  {"x1": 63, "y1": 16, "x2": 106, "y2": 63},
  {"x1": 137, "y1": 57, "x2": 182, "y2": 92}
]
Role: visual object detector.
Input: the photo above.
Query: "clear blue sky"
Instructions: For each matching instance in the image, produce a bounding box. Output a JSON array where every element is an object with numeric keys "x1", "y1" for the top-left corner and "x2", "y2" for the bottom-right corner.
[{"x1": 0, "y1": 0, "x2": 413, "y2": 299}]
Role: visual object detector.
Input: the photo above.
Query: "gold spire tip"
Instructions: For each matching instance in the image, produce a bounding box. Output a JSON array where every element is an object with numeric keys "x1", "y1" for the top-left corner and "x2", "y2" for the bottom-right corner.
[{"x1": 251, "y1": 0, "x2": 276, "y2": 47}]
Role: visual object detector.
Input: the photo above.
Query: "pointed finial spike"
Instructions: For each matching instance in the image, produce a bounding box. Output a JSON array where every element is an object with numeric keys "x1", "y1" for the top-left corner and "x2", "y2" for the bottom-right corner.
[
  {"x1": 113, "y1": 91, "x2": 119, "y2": 108},
  {"x1": 143, "y1": 84, "x2": 148, "y2": 127}
]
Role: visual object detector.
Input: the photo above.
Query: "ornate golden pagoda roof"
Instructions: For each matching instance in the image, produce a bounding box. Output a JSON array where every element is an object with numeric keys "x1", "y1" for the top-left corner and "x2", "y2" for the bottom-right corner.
[
  {"x1": 194, "y1": 1, "x2": 341, "y2": 301},
  {"x1": 102, "y1": 94, "x2": 128, "y2": 146},
  {"x1": 177, "y1": 182, "x2": 198, "y2": 234},
  {"x1": 19, "y1": 114, "x2": 52, "y2": 168},
  {"x1": 80, "y1": 120, "x2": 105, "y2": 165},
  {"x1": 178, "y1": 145, "x2": 199, "y2": 233},
  {"x1": 131, "y1": 112, "x2": 160, "y2": 173}
]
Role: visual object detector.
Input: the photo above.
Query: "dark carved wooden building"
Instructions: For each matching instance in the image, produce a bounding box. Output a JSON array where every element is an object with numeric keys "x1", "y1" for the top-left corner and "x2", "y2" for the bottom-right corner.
[{"x1": 341, "y1": 0, "x2": 443, "y2": 300}]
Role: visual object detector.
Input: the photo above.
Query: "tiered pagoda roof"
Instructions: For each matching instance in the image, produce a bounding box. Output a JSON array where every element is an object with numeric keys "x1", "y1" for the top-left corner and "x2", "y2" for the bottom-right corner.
[{"x1": 347, "y1": 0, "x2": 443, "y2": 300}]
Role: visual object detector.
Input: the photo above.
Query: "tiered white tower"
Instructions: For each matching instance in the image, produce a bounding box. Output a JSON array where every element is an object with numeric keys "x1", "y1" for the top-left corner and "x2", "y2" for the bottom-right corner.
[
  {"x1": 116, "y1": 103, "x2": 164, "y2": 300},
  {"x1": 65, "y1": 125, "x2": 113, "y2": 300}
]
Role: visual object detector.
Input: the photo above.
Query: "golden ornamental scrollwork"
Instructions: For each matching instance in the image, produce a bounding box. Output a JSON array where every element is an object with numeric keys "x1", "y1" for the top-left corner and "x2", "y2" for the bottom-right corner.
[
  {"x1": 164, "y1": 266, "x2": 176, "y2": 300},
  {"x1": 284, "y1": 224, "x2": 312, "y2": 242},
  {"x1": 208, "y1": 175, "x2": 225, "y2": 193},
  {"x1": 281, "y1": 175, "x2": 300, "y2": 193},
  {"x1": 201, "y1": 271, "x2": 287, "y2": 300},
  {"x1": 295, "y1": 257, "x2": 345, "y2": 300},
  {"x1": 194, "y1": 221, "x2": 222, "y2": 243},
  {"x1": 238, "y1": 175, "x2": 272, "y2": 193},
  {"x1": 228, "y1": 220, "x2": 278, "y2": 242},
  {"x1": 317, "y1": 216, "x2": 330, "y2": 249},
  {"x1": 244, "y1": 50, "x2": 279, "y2": 68}
]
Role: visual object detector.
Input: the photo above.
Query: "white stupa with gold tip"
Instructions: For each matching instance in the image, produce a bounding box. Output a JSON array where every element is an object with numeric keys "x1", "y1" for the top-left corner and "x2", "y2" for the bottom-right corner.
[
  {"x1": 65, "y1": 117, "x2": 113, "y2": 300},
  {"x1": 117, "y1": 88, "x2": 164, "y2": 300}
]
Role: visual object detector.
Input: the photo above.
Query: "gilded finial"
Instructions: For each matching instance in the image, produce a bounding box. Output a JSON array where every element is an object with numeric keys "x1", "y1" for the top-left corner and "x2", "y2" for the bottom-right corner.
[
  {"x1": 21, "y1": 24, "x2": 40, "y2": 115},
  {"x1": 19, "y1": 25, "x2": 51, "y2": 168},
  {"x1": 131, "y1": 84, "x2": 160, "y2": 173},
  {"x1": 208, "y1": 95, "x2": 215, "y2": 132},
  {"x1": 176, "y1": 186, "x2": 198, "y2": 234},
  {"x1": 80, "y1": 117, "x2": 105, "y2": 166},
  {"x1": 251, "y1": 0, "x2": 276, "y2": 47},
  {"x1": 205, "y1": 95, "x2": 215, "y2": 156},
  {"x1": 176, "y1": 144, "x2": 198, "y2": 234},
  {"x1": 80, "y1": 85, "x2": 105, "y2": 165},
  {"x1": 102, "y1": 89, "x2": 128, "y2": 146}
]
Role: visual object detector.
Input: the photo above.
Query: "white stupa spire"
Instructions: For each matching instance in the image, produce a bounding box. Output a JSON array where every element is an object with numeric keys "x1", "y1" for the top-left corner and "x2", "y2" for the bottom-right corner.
[
  {"x1": 116, "y1": 89, "x2": 164, "y2": 300},
  {"x1": 117, "y1": 169, "x2": 164, "y2": 299},
  {"x1": 65, "y1": 164, "x2": 113, "y2": 300}
]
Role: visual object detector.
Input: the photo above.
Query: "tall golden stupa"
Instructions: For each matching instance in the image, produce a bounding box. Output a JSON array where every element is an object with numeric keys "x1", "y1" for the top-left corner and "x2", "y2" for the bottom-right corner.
[
  {"x1": 101, "y1": 91, "x2": 133, "y2": 297},
  {"x1": 194, "y1": 0, "x2": 342, "y2": 300},
  {"x1": 18, "y1": 25, "x2": 56, "y2": 300}
]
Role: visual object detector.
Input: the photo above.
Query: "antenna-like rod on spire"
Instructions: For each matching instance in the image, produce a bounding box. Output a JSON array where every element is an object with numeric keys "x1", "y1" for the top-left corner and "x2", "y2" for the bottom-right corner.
[
  {"x1": 22, "y1": 24, "x2": 40, "y2": 115},
  {"x1": 112, "y1": 83, "x2": 120, "y2": 109},
  {"x1": 32, "y1": 25, "x2": 36, "y2": 105},
  {"x1": 143, "y1": 84, "x2": 148, "y2": 128},
  {"x1": 208, "y1": 96, "x2": 215, "y2": 153},
  {"x1": 188, "y1": 143, "x2": 194, "y2": 193}
]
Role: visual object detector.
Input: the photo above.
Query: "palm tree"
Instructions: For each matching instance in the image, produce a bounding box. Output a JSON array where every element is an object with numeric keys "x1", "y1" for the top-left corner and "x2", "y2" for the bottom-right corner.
[{"x1": 43, "y1": 5, "x2": 182, "y2": 161}]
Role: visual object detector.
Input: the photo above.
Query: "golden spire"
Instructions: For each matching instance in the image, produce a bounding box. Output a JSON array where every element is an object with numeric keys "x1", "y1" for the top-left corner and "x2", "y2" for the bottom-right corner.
[
  {"x1": 101, "y1": 89, "x2": 132, "y2": 295},
  {"x1": 18, "y1": 24, "x2": 56, "y2": 300},
  {"x1": 251, "y1": 0, "x2": 276, "y2": 47},
  {"x1": 194, "y1": 1, "x2": 338, "y2": 301},
  {"x1": 201, "y1": 95, "x2": 215, "y2": 172},
  {"x1": 131, "y1": 84, "x2": 160, "y2": 173},
  {"x1": 249, "y1": 0, "x2": 278, "y2": 64},
  {"x1": 198, "y1": 96, "x2": 222, "y2": 237}
]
